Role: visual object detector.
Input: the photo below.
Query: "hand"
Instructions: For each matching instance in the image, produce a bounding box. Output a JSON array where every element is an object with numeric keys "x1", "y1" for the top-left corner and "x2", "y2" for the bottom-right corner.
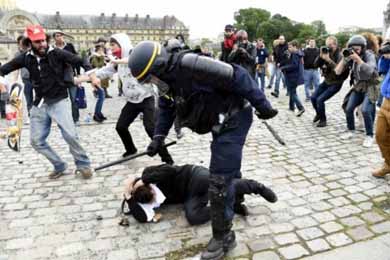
[
  {"x1": 73, "y1": 77, "x2": 82, "y2": 86},
  {"x1": 123, "y1": 177, "x2": 135, "y2": 199},
  {"x1": 132, "y1": 179, "x2": 144, "y2": 192},
  {"x1": 0, "y1": 83, "x2": 6, "y2": 93},
  {"x1": 147, "y1": 136, "x2": 164, "y2": 157},
  {"x1": 238, "y1": 47, "x2": 247, "y2": 53},
  {"x1": 232, "y1": 44, "x2": 238, "y2": 51},
  {"x1": 153, "y1": 213, "x2": 163, "y2": 222},
  {"x1": 321, "y1": 53, "x2": 330, "y2": 61},
  {"x1": 255, "y1": 108, "x2": 278, "y2": 120},
  {"x1": 91, "y1": 77, "x2": 101, "y2": 87},
  {"x1": 349, "y1": 51, "x2": 362, "y2": 63}
]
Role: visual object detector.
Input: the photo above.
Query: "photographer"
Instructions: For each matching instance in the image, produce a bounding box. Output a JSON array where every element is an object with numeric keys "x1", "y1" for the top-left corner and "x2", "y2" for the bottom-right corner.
[
  {"x1": 311, "y1": 36, "x2": 349, "y2": 127},
  {"x1": 303, "y1": 39, "x2": 320, "y2": 101},
  {"x1": 335, "y1": 35, "x2": 378, "y2": 147},
  {"x1": 228, "y1": 30, "x2": 257, "y2": 78},
  {"x1": 372, "y1": 42, "x2": 390, "y2": 177},
  {"x1": 220, "y1": 24, "x2": 236, "y2": 62}
]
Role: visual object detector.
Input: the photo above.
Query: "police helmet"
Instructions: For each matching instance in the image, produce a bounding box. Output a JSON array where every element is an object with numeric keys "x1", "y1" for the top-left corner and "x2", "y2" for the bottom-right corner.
[
  {"x1": 164, "y1": 38, "x2": 181, "y2": 52},
  {"x1": 128, "y1": 41, "x2": 168, "y2": 82},
  {"x1": 347, "y1": 35, "x2": 367, "y2": 48}
]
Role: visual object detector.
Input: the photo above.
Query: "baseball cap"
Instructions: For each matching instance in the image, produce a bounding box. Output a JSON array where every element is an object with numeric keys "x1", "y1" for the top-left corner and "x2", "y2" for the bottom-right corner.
[{"x1": 26, "y1": 25, "x2": 46, "y2": 41}]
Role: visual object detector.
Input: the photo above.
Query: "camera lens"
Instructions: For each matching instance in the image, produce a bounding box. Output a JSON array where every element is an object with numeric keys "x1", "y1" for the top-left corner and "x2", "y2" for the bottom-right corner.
[{"x1": 342, "y1": 49, "x2": 351, "y2": 58}]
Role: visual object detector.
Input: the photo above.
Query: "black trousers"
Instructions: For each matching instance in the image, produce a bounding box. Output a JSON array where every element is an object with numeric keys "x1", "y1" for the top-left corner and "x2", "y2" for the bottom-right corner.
[
  {"x1": 184, "y1": 166, "x2": 261, "y2": 225},
  {"x1": 116, "y1": 96, "x2": 172, "y2": 162}
]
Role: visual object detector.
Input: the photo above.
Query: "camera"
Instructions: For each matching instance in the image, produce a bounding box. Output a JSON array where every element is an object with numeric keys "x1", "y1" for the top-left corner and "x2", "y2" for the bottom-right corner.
[
  {"x1": 321, "y1": 46, "x2": 330, "y2": 54},
  {"x1": 342, "y1": 48, "x2": 354, "y2": 58},
  {"x1": 379, "y1": 43, "x2": 390, "y2": 55}
]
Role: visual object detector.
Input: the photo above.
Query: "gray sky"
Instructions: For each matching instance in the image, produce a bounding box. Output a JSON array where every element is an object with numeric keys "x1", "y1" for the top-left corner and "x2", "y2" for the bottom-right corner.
[{"x1": 17, "y1": 0, "x2": 389, "y2": 39}]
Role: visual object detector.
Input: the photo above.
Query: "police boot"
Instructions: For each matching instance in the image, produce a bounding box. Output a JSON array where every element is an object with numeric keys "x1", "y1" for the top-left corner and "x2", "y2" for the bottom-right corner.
[{"x1": 201, "y1": 175, "x2": 237, "y2": 260}]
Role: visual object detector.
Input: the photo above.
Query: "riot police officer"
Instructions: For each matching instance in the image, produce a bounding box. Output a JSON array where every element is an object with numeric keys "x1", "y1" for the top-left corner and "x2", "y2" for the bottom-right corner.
[{"x1": 127, "y1": 41, "x2": 278, "y2": 260}]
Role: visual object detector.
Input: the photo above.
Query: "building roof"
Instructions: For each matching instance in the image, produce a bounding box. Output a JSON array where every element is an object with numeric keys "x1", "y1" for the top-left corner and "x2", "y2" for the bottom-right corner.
[{"x1": 35, "y1": 12, "x2": 188, "y2": 31}]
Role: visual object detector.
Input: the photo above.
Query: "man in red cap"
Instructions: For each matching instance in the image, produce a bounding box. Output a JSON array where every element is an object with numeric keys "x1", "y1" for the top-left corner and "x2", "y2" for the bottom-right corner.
[{"x1": 0, "y1": 25, "x2": 100, "y2": 179}]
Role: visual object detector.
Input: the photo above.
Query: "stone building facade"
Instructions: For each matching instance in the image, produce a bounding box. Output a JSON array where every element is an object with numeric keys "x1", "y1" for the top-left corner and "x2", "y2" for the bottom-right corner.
[
  {"x1": 384, "y1": 1, "x2": 390, "y2": 38},
  {"x1": 0, "y1": 0, "x2": 189, "y2": 60}
]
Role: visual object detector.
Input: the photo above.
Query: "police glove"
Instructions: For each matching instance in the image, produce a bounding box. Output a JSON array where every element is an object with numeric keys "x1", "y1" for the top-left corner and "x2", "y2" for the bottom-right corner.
[
  {"x1": 147, "y1": 136, "x2": 165, "y2": 157},
  {"x1": 255, "y1": 108, "x2": 278, "y2": 120}
]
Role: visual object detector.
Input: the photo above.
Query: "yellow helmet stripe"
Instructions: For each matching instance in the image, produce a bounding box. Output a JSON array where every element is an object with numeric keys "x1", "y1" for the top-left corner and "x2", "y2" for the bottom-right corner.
[{"x1": 136, "y1": 42, "x2": 160, "y2": 80}]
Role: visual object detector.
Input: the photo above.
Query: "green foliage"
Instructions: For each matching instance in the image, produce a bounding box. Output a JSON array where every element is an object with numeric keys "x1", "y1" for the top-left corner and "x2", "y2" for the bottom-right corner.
[
  {"x1": 233, "y1": 8, "x2": 329, "y2": 48},
  {"x1": 234, "y1": 8, "x2": 271, "y2": 41},
  {"x1": 335, "y1": 32, "x2": 353, "y2": 48}
]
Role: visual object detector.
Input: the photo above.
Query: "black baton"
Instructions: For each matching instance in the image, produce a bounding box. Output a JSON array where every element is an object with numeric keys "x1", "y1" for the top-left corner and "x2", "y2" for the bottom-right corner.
[
  {"x1": 95, "y1": 141, "x2": 177, "y2": 171},
  {"x1": 262, "y1": 121, "x2": 286, "y2": 146}
]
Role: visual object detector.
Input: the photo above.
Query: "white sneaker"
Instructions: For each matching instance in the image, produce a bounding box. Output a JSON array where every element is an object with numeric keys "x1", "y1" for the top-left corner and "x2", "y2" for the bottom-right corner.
[
  {"x1": 341, "y1": 131, "x2": 355, "y2": 140},
  {"x1": 363, "y1": 136, "x2": 374, "y2": 148}
]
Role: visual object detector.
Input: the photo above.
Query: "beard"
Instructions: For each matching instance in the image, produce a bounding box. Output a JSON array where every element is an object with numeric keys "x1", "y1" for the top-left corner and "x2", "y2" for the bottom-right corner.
[{"x1": 32, "y1": 45, "x2": 47, "y2": 57}]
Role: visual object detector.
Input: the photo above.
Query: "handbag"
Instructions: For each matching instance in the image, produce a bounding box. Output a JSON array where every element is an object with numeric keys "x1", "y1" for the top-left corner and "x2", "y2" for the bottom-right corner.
[{"x1": 75, "y1": 86, "x2": 87, "y2": 109}]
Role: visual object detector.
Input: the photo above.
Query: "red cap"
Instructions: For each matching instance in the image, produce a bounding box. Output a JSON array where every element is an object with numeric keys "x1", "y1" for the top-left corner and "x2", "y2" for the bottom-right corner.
[{"x1": 25, "y1": 25, "x2": 46, "y2": 41}]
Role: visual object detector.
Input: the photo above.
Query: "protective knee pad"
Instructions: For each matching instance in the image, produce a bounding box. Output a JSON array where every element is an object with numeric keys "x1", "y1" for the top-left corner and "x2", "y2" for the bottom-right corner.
[{"x1": 209, "y1": 175, "x2": 229, "y2": 237}]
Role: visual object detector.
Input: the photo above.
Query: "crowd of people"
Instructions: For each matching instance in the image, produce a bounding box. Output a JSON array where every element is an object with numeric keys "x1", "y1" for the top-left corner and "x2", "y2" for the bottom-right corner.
[{"x1": 0, "y1": 22, "x2": 390, "y2": 260}]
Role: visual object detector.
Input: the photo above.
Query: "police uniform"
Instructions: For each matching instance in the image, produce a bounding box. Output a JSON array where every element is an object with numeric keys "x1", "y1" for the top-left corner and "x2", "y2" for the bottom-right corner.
[{"x1": 127, "y1": 41, "x2": 278, "y2": 260}]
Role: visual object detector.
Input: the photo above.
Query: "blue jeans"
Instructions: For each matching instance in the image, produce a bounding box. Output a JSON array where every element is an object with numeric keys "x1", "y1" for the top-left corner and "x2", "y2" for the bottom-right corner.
[
  {"x1": 286, "y1": 81, "x2": 304, "y2": 111},
  {"x1": 30, "y1": 98, "x2": 91, "y2": 172},
  {"x1": 274, "y1": 67, "x2": 286, "y2": 94},
  {"x1": 311, "y1": 82, "x2": 342, "y2": 121},
  {"x1": 210, "y1": 106, "x2": 253, "y2": 221},
  {"x1": 22, "y1": 79, "x2": 33, "y2": 113},
  {"x1": 304, "y1": 69, "x2": 320, "y2": 99},
  {"x1": 94, "y1": 87, "x2": 105, "y2": 116},
  {"x1": 345, "y1": 91, "x2": 376, "y2": 136},
  {"x1": 269, "y1": 64, "x2": 276, "y2": 86},
  {"x1": 68, "y1": 85, "x2": 80, "y2": 122},
  {"x1": 256, "y1": 67, "x2": 266, "y2": 91},
  {"x1": 377, "y1": 93, "x2": 384, "y2": 107}
]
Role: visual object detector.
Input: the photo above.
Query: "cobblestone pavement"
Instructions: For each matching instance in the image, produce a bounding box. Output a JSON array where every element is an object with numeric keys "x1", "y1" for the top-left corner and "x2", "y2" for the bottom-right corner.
[{"x1": 0, "y1": 80, "x2": 390, "y2": 260}]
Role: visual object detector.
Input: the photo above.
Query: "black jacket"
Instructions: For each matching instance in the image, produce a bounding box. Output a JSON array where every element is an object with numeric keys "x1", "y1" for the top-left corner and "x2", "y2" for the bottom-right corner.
[
  {"x1": 142, "y1": 164, "x2": 195, "y2": 204},
  {"x1": 0, "y1": 47, "x2": 92, "y2": 105},
  {"x1": 228, "y1": 42, "x2": 257, "y2": 78},
  {"x1": 303, "y1": 48, "x2": 319, "y2": 69},
  {"x1": 62, "y1": 43, "x2": 81, "y2": 75},
  {"x1": 129, "y1": 164, "x2": 200, "y2": 223},
  {"x1": 314, "y1": 49, "x2": 349, "y2": 85},
  {"x1": 273, "y1": 43, "x2": 289, "y2": 65}
]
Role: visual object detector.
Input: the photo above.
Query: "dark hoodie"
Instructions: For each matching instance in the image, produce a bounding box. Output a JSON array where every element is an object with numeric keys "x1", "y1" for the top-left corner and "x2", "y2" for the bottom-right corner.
[{"x1": 281, "y1": 51, "x2": 304, "y2": 85}]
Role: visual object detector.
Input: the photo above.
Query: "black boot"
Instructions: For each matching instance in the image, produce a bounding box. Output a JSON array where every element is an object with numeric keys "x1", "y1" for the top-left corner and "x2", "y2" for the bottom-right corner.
[
  {"x1": 98, "y1": 112, "x2": 107, "y2": 120},
  {"x1": 253, "y1": 181, "x2": 278, "y2": 203},
  {"x1": 104, "y1": 88, "x2": 112, "y2": 98},
  {"x1": 317, "y1": 120, "x2": 327, "y2": 128},
  {"x1": 313, "y1": 114, "x2": 320, "y2": 123},
  {"x1": 234, "y1": 179, "x2": 278, "y2": 206},
  {"x1": 93, "y1": 114, "x2": 104, "y2": 123},
  {"x1": 201, "y1": 175, "x2": 237, "y2": 260},
  {"x1": 233, "y1": 194, "x2": 249, "y2": 216}
]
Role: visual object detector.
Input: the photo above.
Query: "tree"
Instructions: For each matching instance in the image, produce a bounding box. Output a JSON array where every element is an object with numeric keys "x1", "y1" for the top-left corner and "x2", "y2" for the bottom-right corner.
[
  {"x1": 200, "y1": 38, "x2": 213, "y2": 47},
  {"x1": 311, "y1": 20, "x2": 327, "y2": 36},
  {"x1": 335, "y1": 32, "x2": 352, "y2": 48},
  {"x1": 234, "y1": 8, "x2": 271, "y2": 41},
  {"x1": 296, "y1": 24, "x2": 317, "y2": 44}
]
